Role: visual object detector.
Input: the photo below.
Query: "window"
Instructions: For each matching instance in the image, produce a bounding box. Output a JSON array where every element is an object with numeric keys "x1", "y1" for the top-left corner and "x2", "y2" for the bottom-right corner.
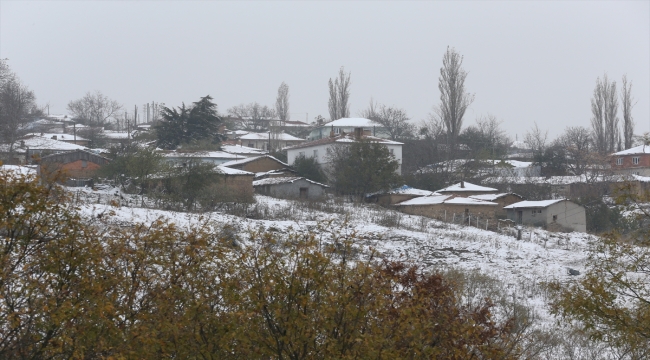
[
  {"x1": 81, "y1": 160, "x2": 88, "y2": 168},
  {"x1": 616, "y1": 158, "x2": 623, "y2": 165},
  {"x1": 313, "y1": 149, "x2": 318, "y2": 160},
  {"x1": 335, "y1": 128, "x2": 341, "y2": 134},
  {"x1": 389, "y1": 148, "x2": 394, "y2": 155},
  {"x1": 553, "y1": 215, "x2": 557, "y2": 221},
  {"x1": 299, "y1": 151, "x2": 305, "y2": 157},
  {"x1": 633, "y1": 157, "x2": 640, "y2": 165},
  {"x1": 248, "y1": 143, "x2": 255, "y2": 148}
]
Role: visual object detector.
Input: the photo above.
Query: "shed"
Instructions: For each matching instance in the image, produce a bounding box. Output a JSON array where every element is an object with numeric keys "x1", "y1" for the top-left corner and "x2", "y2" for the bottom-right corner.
[
  {"x1": 253, "y1": 176, "x2": 329, "y2": 199},
  {"x1": 39, "y1": 149, "x2": 110, "y2": 179},
  {"x1": 504, "y1": 199, "x2": 586, "y2": 232},
  {"x1": 396, "y1": 195, "x2": 499, "y2": 223},
  {"x1": 221, "y1": 155, "x2": 290, "y2": 173}
]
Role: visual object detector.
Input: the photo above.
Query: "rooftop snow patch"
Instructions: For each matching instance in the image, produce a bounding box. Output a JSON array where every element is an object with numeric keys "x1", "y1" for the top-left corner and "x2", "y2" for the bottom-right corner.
[
  {"x1": 504, "y1": 199, "x2": 566, "y2": 209},
  {"x1": 612, "y1": 144, "x2": 650, "y2": 156},
  {"x1": 253, "y1": 176, "x2": 329, "y2": 187},
  {"x1": 437, "y1": 181, "x2": 497, "y2": 193},
  {"x1": 322, "y1": 117, "x2": 382, "y2": 128},
  {"x1": 396, "y1": 194, "x2": 498, "y2": 206},
  {"x1": 221, "y1": 155, "x2": 290, "y2": 168},
  {"x1": 239, "y1": 132, "x2": 304, "y2": 141}
]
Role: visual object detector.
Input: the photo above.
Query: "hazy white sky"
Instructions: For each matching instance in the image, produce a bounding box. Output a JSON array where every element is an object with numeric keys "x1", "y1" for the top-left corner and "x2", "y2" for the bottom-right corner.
[{"x1": 1, "y1": 1, "x2": 648, "y2": 139}]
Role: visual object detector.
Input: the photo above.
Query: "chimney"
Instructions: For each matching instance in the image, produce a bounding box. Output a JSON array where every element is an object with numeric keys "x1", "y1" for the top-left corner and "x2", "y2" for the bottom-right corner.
[
  {"x1": 460, "y1": 180, "x2": 465, "y2": 188},
  {"x1": 330, "y1": 124, "x2": 335, "y2": 138}
]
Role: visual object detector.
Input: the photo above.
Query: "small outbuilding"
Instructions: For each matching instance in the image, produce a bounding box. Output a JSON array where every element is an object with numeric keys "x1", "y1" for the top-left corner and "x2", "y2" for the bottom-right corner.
[
  {"x1": 504, "y1": 199, "x2": 586, "y2": 232},
  {"x1": 253, "y1": 176, "x2": 329, "y2": 199},
  {"x1": 39, "y1": 149, "x2": 111, "y2": 179}
]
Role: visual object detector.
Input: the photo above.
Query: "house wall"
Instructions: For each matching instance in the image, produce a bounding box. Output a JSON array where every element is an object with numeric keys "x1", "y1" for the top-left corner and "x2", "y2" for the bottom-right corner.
[
  {"x1": 164, "y1": 157, "x2": 234, "y2": 166},
  {"x1": 222, "y1": 174, "x2": 254, "y2": 202},
  {"x1": 610, "y1": 153, "x2": 650, "y2": 175},
  {"x1": 287, "y1": 142, "x2": 403, "y2": 174},
  {"x1": 399, "y1": 203, "x2": 498, "y2": 222},
  {"x1": 255, "y1": 179, "x2": 326, "y2": 199},
  {"x1": 243, "y1": 138, "x2": 303, "y2": 151},
  {"x1": 491, "y1": 194, "x2": 524, "y2": 217}
]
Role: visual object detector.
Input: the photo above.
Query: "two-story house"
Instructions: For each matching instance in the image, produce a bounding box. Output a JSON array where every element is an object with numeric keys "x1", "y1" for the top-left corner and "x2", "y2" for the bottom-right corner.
[{"x1": 610, "y1": 145, "x2": 650, "y2": 176}]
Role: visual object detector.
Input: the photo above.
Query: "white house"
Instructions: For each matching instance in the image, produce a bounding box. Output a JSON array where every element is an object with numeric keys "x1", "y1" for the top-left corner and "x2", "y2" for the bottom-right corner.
[
  {"x1": 307, "y1": 118, "x2": 389, "y2": 140},
  {"x1": 286, "y1": 132, "x2": 403, "y2": 174},
  {"x1": 238, "y1": 132, "x2": 305, "y2": 151}
]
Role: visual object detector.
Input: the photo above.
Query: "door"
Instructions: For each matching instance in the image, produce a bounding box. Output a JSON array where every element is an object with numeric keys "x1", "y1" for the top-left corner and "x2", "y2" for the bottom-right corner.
[
  {"x1": 517, "y1": 210, "x2": 523, "y2": 224},
  {"x1": 299, "y1": 187, "x2": 308, "y2": 199}
]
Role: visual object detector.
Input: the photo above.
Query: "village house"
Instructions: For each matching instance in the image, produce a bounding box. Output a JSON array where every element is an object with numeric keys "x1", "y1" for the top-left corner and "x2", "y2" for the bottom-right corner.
[
  {"x1": 307, "y1": 118, "x2": 388, "y2": 140},
  {"x1": 253, "y1": 176, "x2": 329, "y2": 199},
  {"x1": 504, "y1": 199, "x2": 586, "y2": 232},
  {"x1": 238, "y1": 132, "x2": 305, "y2": 151},
  {"x1": 396, "y1": 194, "x2": 499, "y2": 223},
  {"x1": 221, "y1": 155, "x2": 290, "y2": 174},
  {"x1": 286, "y1": 130, "x2": 403, "y2": 174},
  {"x1": 610, "y1": 144, "x2": 650, "y2": 176},
  {"x1": 39, "y1": 149, "x2": 111, "y2": 181}
]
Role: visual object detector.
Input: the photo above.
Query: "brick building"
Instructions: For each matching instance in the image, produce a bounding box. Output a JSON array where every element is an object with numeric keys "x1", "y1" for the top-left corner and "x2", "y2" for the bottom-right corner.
[{"x1": 610, "y1": 145, "x2": 650, "y2": 176}]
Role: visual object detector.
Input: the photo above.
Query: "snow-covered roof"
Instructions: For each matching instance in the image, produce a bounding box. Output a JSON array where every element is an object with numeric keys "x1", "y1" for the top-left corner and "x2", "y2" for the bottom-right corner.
[
  {"x1": 368, "y1": 185, "x2": 435, "y2": 197},
  {"x1": 612, "y1": 144, "x2": 650, "y2": 156},
  {"x1": 396, "y1": 194, "x2": 498, "y2": 206},
  {"x1": 163, "y1": 151, "x2": 240, "y2": 159},
  {"x1": 221, "y1": 144, "x2": 266, "y2": 155},
  {"x1": 254, "y1": 169, "x2": 297, "y2": 178},
  {"x1": 469, "y1": 193, "x2": 520, "y2": 201},
  {"x1": 102, "y1": 131, "x2": 135, "y2": 139},
  {"x1": 437, "y1": 181, "x2": 498, "y2": 193},
  {"x1": 221, "y1": 155, "x2": 290, "y2": 168},
  {"x1": 16, "y1": 136, "x2": 88, "y2": 151},
  {"x1": 239, "y1": 132, "x2": 304, "y2": 141},
  {"x1": 25, "y1": 133, "x2": 88, "y2": 141},
  {"x1": 253, "y1": 176, "x2": 329, "y2": 187},
  {"x1": 504, "y1": 199, "x2": 566, "y2": 209},
  {"x1": 216, "y1": 165, "x2": 253, "y2": 175},
  {"x1": 322, "y1": 117, "x2": 382, "y2": 128},
  {"x1": 0, "y1": 165, "x2": 38, "y2": 178},
  {"x1": 288, "y1": 133, "x2": 402, "y2": 150}
]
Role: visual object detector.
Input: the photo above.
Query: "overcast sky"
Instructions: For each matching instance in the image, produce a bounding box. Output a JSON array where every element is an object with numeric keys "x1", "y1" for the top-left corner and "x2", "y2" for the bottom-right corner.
[{"x1": 1, "y1": 1, "x2": 648, "y2": 139}]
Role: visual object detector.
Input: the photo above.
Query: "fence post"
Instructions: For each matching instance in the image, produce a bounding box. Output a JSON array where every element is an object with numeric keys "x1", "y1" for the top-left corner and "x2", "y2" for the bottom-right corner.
[
  {"x1": 453, "y1": 213, "x2": 455, "y2": 223},
  {"x1": 486, "y1": 220, "x2": 488, "y2": 230}
]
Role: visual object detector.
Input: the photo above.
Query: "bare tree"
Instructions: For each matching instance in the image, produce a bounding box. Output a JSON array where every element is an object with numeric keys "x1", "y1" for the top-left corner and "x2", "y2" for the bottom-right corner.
[
  {"x1": 435, "y1": 47, "x2": 474, "y2": 149},
  {"x1": 360, "y1": 99, "x2": 414, "y2": 140},
  {"x1": 621, "y1": 75, "x2": 635, "y2": 150},
  {"x1": 328, "y1": 67, "x2": 351, "y2": 121},
  {"x1": 67, "y1": 91, "x2": 122, "y2": 127},
  {"x1": 0, "y1": 74, "x2": 37, "y2": 160},
  {"x1": 227, "y1": 102, "x2": 276, "y2": 131},
  {"x1": 275, "y1": 82, "x2": 290, "y2": 123},
  {"x1": 590, "y1": 74, "x2": 619, "y2": 154},
  {"x1": 555, "y1": 126, "x2": 591, "y2": 175},
  {"x1": 524, "y1": 122, "x2": 548, "y2": 162}
]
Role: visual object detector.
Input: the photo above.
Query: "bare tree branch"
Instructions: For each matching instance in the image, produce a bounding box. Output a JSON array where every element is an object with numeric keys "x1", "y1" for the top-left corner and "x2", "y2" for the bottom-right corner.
[
  {"x1": 328, "y1": 67, "x2": 351, "y2": 121},
  {"x1": 436, "y1": 47, "x2": 474, "y2": 149},
  {"x1": 621, "y1": 74, "x2": 635, "y2": 150},
  {"x1": 275, "y1": 82, "x2": 290, "y2": 123}
]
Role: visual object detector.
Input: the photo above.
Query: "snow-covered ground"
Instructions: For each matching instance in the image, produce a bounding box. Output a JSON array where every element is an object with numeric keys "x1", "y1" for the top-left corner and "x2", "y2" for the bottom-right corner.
[{"x1": 68, "y1": 184, "x2": 595, "y2": 334}]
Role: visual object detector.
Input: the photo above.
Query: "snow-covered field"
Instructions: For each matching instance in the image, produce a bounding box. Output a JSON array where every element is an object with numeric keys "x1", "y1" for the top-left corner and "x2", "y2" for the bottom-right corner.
[{"x1": 69, "y1": 184, "x2": 595, "y2": 334}]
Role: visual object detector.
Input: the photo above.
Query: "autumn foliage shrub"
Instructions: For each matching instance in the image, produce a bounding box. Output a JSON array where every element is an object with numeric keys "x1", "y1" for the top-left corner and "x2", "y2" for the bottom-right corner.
[{"x1": 0, "y1": 172, "x2": 519, "y2": 359}]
